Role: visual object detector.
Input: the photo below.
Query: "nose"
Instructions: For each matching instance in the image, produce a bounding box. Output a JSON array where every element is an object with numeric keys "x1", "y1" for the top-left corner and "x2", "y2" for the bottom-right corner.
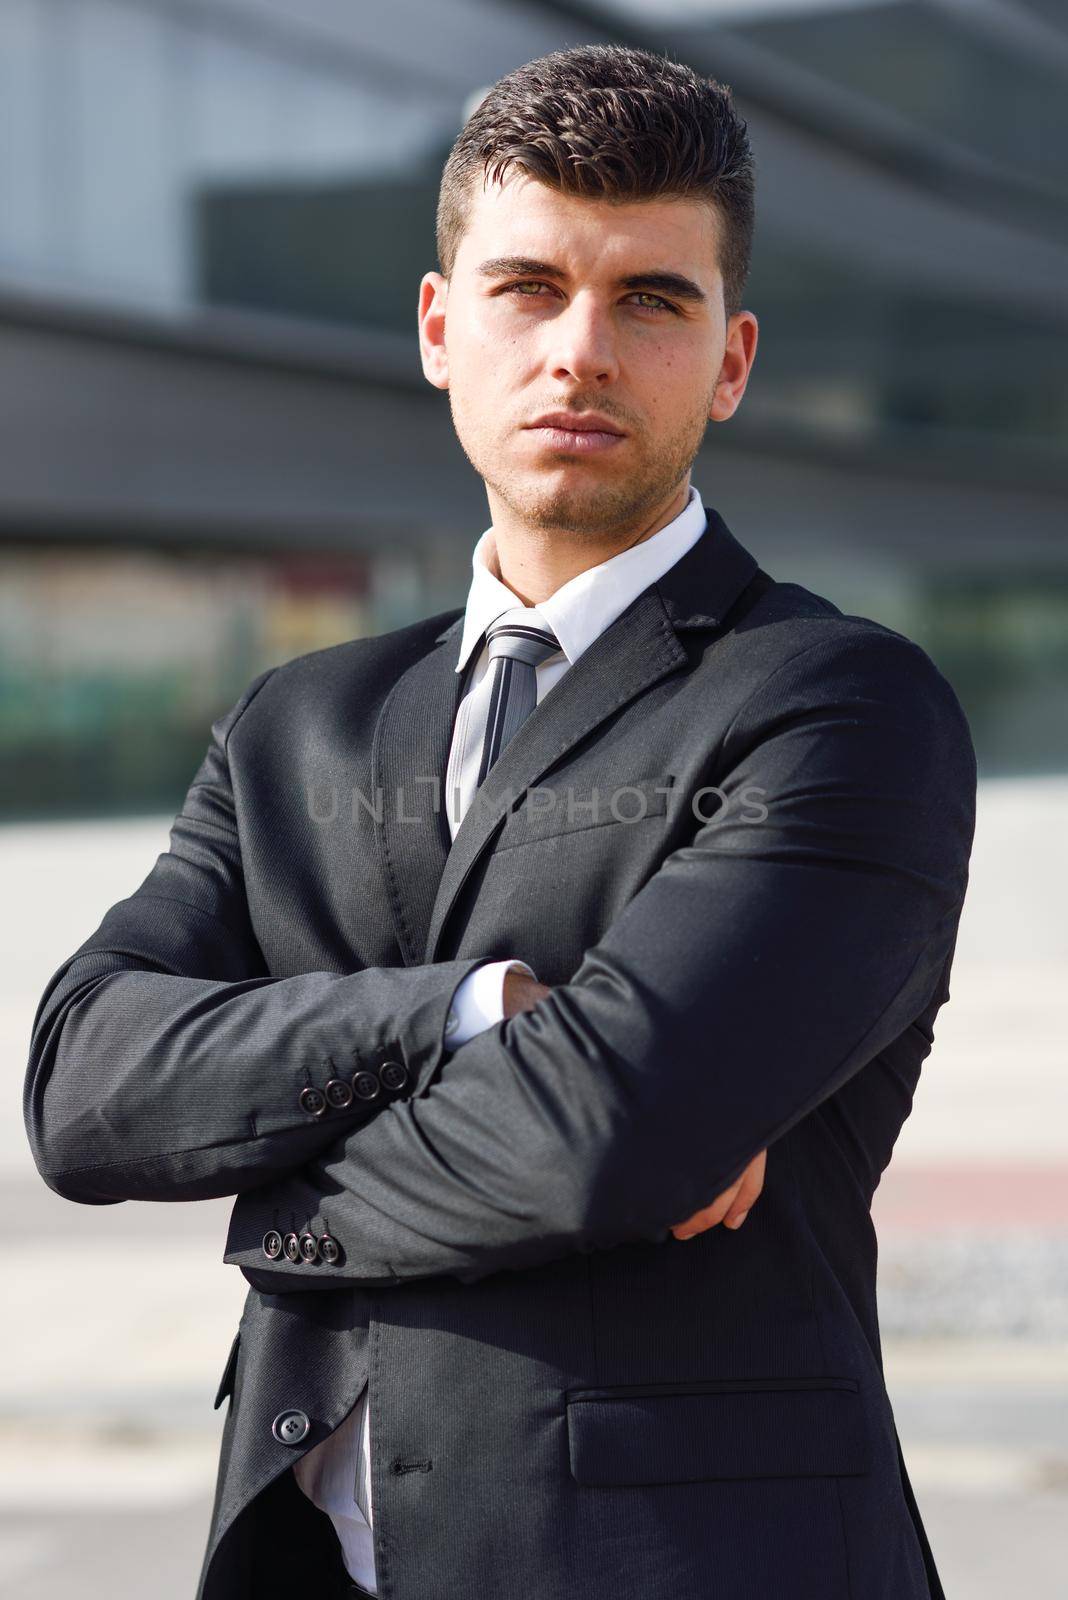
[{"x1": 546, "y1": 293, "x2": 620, "y2": 387}]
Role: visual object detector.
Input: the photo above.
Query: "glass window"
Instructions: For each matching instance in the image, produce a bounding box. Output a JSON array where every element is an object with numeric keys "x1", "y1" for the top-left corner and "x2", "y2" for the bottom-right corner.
[
  {"x1": 0, "y1": 0, "x2": 458, "y2": 313},
  {"x1": 0, "y1": 0, "x2": 52, "y2": 274},
  {"x1": 69, "y1": 0, "x2": 184, "y2": 304},
  {"x1": 728, "y1": 0, "x2": 1068, "y2": 196},
  {"x1": 738, "y1": 234, "x2": 1067, "y2": 454}
]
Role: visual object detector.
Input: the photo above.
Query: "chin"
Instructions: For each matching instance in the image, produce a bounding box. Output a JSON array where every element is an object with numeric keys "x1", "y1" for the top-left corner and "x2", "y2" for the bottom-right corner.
[{"x1": 514, "y1": 477, "x2": 643, "y2": 533}]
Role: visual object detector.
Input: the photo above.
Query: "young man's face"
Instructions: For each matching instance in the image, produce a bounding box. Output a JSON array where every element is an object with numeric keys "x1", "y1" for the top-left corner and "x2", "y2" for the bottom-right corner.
[{"x1": 419, "y1": 171, "x2": 757, "y2": 537}]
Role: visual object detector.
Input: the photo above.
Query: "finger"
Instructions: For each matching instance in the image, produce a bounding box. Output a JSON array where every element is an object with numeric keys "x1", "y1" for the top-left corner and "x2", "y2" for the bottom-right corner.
[
  {"x1": 725, "y1": 1152, "x2": 767, "y2": 1222},
  {"x1": 723, "y1": 1150, "x2": 767, "y2": 1229},
  {"x1": 680, "y1": 1156, "x2": 765, "y2": 1237},
  {"x1": 670, "y1": 1179, "x2": 744, "y2": 1239},
  {"x1": 671, "y1": 1149, "x2": 770, "y2": 1240},
  {"x1": 701, "y1": 1153, "x2": 763, "y2": 1229}
]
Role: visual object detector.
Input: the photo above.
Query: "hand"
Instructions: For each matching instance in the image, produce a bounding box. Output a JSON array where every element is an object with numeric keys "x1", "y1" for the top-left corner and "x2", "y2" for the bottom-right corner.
[
  {"x1": 503, "y1": 967, "x2": 552, "y2": 1018},
  {"x1": 670, "y1": 1148, "x2": 767, "y2": 1239}
]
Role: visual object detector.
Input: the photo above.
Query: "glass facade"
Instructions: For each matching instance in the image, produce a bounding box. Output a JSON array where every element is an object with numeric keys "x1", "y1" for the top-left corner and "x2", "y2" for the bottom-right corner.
[
  {"x1": 1, "y1": 0, "x2": 1066, "y2": 817},
  {"x1": 0, "y1": 540, "x2": 452, "y2": 821},
  {"x1": 734, "y1": 1, "x2": 1068, "y2": 196},
  {"x1": 738, "y1": 235, "x2": 1066, "y2": 456},
  {"x1": 4, "y1": 0, "x2": 1064, "y2": 458},
  {"x1": 0, "y1": 0, "x2": 458, "y2": 313}
]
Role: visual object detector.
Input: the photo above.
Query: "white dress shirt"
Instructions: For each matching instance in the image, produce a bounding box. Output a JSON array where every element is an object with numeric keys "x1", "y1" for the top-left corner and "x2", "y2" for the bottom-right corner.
[{"x1": 291, "y1": 483, "x2": 710, "y2": 1593}]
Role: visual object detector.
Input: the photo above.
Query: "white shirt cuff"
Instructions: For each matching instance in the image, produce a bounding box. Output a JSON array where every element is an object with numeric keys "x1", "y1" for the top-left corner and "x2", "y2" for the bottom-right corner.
[{"x1": 443, "y1": 959, "x2": 537, "y2": 1050}]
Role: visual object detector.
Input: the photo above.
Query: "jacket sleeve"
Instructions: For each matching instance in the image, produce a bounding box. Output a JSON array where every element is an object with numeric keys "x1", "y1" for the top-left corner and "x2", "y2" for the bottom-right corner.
[
  {"x1": 223, "y1": 628, "x2": 977, "y2": 1289},
  {"x1": 22, "y1": 666, "x2": 496, "y2": 1204}
]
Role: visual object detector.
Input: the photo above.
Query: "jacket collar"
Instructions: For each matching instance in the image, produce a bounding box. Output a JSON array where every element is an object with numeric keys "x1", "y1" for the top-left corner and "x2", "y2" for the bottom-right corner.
[{"x1": 451, "y1": 483, "x2": 709, "y2": 677}]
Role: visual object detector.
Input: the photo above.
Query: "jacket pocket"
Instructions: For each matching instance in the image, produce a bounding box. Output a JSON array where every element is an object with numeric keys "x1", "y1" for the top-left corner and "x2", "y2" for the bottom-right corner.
[
  {"x1": 497, "y1": 774, "x2": 675, "y2": 850},
  {"x1": 565, "y1": 1375, "x2": 871, "y2": 1486},
  {"x1": 213, "y1": 1329, "x2": 241, "y2": 1411}
]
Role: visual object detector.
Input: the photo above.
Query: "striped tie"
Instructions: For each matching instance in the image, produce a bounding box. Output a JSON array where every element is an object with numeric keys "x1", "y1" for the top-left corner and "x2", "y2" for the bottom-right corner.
[{"x1": 448, "y1": 606, "x2": 562, "y2": 832}]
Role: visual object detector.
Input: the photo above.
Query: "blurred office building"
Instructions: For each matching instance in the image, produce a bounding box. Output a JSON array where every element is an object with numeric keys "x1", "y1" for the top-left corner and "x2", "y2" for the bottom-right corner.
[{"x1": 1, "y1": 0, "x2": 1066, "y2": 819}]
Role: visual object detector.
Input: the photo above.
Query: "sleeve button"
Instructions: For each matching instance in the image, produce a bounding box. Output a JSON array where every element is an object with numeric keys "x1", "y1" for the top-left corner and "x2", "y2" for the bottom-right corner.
[
  {"x1": 262, "y1": 1230, "x2": 283, "y2": 1260},
  {"x1": 319, "y1": 1234, "x2": 340, "y2": 1265},
  {"x1": 352, "y1": 1070, "x2": 382, "y2": 1102},
  {"x1": 324, "y1": 1077, "x2": 354, "y2": 1109},
  {"x1": 272, "y1": 1409, "x2": 311, "y2": 1446},
  {"x1": 282, "y1": 1232, "x2": 301, "y2": 1263},
  {"x1": 299, "y1": 1086, "x2": 327, "y2": 1117},
  {"x1": 298, "y1": 1231, "x2": 319, "y2": 1263},
  {"x1": 379, "y1": 1060, "x2": 409, "y2": 1092}
]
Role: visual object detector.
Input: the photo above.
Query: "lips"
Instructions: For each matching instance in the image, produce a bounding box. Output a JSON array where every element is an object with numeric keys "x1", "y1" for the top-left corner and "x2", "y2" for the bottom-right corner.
[
  {"x1": 525, "y1": 422, "x2": 626, "y2": 455},
  {"x1": 526, "y1": 411, "x2": 626, "y2": 436}
]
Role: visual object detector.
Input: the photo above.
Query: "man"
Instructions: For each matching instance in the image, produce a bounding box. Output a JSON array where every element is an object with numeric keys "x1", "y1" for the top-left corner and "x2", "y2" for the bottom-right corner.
[{"x1": 24, "y1": 43, "x2": 974, "y2": 1600}]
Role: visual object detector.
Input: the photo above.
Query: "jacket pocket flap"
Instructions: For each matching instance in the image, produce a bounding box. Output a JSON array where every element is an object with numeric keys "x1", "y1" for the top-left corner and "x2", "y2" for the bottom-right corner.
[
  {"x1": 213, "y1": 1330, "x2": 241, "y2": 1411},
  {"x1": 499, "y1": 774, "x2": 675, "y2": 849},
  {"x1": 565, "y1": 1376, "x2": 871, "y2": 1485}
]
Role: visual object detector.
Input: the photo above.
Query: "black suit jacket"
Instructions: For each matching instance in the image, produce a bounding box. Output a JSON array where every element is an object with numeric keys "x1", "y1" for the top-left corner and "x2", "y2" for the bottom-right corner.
[{"x1": 24, "y1": 507, "x2": 975, "y2": 1600}]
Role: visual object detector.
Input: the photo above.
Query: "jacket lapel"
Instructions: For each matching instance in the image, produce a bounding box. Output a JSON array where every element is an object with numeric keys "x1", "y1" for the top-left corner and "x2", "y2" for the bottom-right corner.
[
  {"x1": 373, "y1": 622, "x2": 466, "y2": 966},
  {"x1": 373, "y1": 506, "x2": 760, "y2": 969}
]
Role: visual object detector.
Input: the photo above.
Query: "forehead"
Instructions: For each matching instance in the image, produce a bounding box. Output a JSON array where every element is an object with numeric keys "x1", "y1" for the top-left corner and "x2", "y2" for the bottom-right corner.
[{"x1": 455, "y1": 171, "x2": 720, "y2": 287}]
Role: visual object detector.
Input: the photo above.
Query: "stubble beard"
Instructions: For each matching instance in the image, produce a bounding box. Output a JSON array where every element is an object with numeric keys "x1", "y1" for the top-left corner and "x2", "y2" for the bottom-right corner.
[{"x1": 450, "y1": 386, "x2": 717, "y2": 540}]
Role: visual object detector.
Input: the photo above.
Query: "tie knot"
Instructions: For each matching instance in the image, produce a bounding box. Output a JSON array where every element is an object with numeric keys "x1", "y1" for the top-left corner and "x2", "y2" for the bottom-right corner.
[{"x1": 486, "y1": 607, "x2": 562, "y2": 669}]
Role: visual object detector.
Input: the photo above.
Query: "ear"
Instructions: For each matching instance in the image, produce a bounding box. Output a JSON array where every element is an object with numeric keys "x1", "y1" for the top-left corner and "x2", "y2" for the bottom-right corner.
[
  {"x1": 419, "y1": 272, "x2": 450, "y2": 391},
  {"x1": 710, "y1": 310, "x2": 759, "y2": 423}
]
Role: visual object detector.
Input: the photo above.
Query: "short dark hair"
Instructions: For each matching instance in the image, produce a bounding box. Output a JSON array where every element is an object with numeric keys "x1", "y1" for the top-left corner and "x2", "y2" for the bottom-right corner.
[{"x1": 436, "y1": 43, "x2": 755, "y2": 319}]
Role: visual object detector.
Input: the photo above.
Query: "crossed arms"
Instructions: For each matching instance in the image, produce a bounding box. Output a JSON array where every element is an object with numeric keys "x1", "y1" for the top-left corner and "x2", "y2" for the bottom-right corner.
[
  {"x1": 24, "y1": 628, "x2": 975, "y2": 1289},
  {"x1": 501, "y1": 968, "x2": 766, "y2": 1241}
]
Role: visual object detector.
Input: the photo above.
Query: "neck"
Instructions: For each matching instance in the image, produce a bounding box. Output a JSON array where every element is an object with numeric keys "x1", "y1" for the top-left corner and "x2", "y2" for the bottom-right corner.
[{"x1": 483, "y1": 479, "x2": 691, "y2": 605}]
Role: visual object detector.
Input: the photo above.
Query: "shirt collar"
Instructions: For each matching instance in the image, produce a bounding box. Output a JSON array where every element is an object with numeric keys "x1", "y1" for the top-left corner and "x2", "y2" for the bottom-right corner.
[{"x1": 454, "y1": 483, "x2": 709, "y2": 676}]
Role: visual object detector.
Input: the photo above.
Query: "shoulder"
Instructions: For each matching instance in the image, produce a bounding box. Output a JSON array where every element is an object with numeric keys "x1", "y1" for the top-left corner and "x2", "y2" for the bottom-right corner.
[
  {"x1": 728, "y1": 572, "x2": 975, "y2": 766},
  {"x1": 742, "y1": 571, "x2": 958, "y2": 703}
]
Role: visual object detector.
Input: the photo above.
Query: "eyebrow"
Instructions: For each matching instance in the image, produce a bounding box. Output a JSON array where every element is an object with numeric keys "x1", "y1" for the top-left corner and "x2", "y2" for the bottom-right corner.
[{"x1": 475, "y1": 255, "x2": 708, "y2": 305}]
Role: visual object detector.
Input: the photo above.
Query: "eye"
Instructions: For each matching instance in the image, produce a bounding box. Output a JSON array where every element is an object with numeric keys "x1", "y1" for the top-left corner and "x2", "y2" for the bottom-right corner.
[
  {"x1": 499, "y1": 282, "x2": 678, "y2": 313},
  {"x1": 629, "y1": 291, "x2": 676, "y2": 314},
  {"x1": 503, "y1": 281, "x2": 555, "y2": 299}
]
